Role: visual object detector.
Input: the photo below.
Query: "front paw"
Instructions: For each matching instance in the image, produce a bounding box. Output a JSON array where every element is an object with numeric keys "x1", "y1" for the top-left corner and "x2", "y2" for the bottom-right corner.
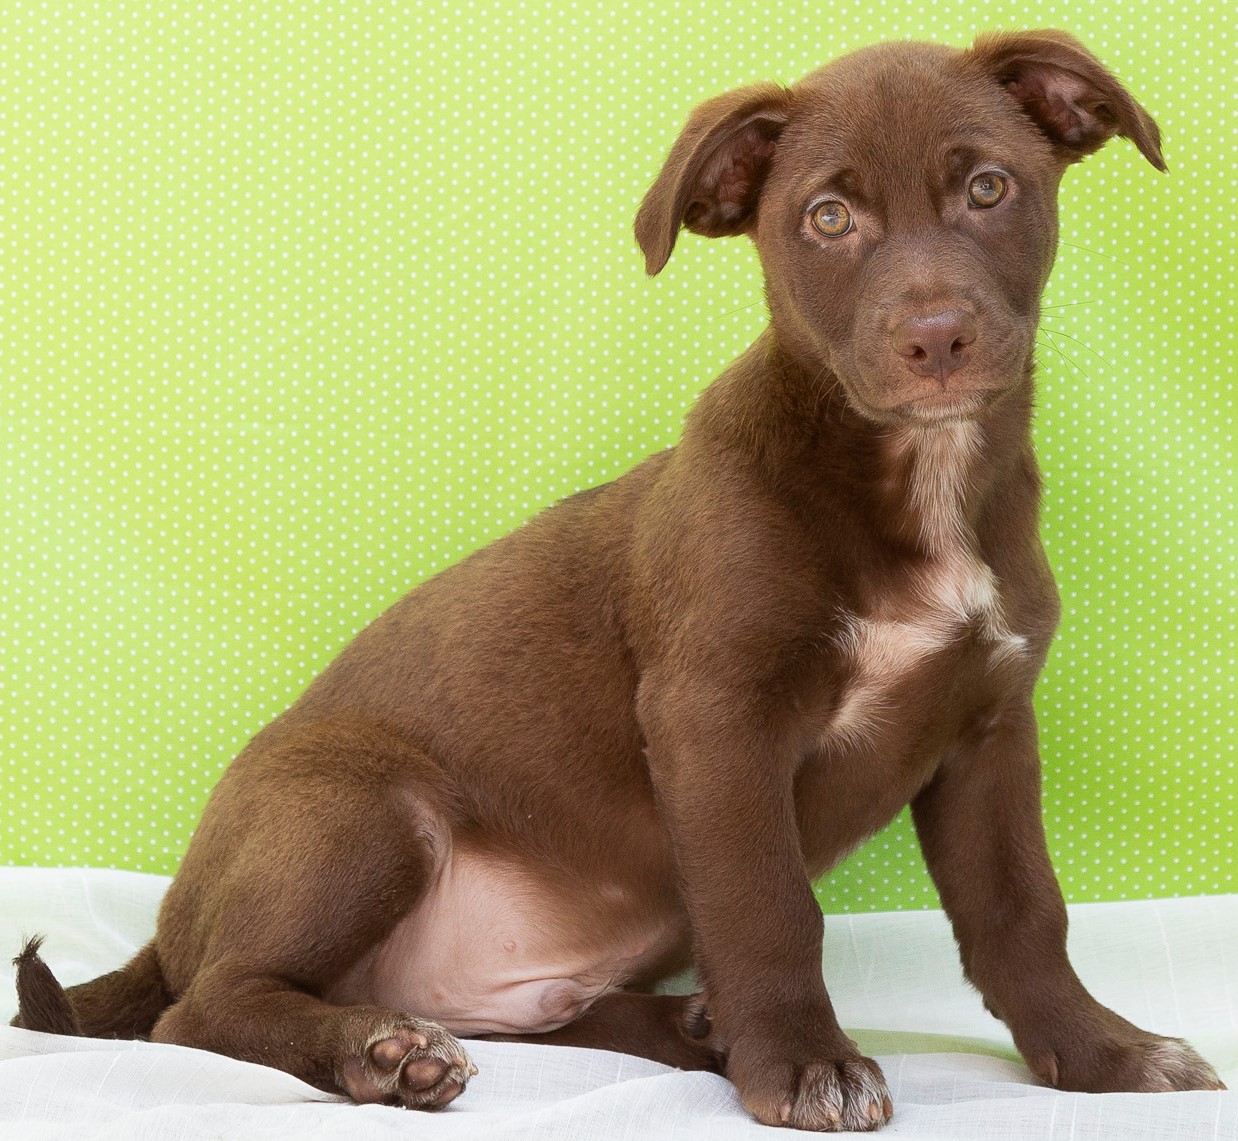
[
  {"x1": 727, "y1": 1037, "x2": 892, "y2": 1132},
  {"x1": 1021, "y1": 1014, "x2": 1225, "y2": 1094}
]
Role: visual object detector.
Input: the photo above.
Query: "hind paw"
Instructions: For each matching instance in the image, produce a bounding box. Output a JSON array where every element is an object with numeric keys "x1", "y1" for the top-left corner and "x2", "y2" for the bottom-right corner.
[{"x1": 340, "y1": 1017, "x2": 476, "y2": 1109}]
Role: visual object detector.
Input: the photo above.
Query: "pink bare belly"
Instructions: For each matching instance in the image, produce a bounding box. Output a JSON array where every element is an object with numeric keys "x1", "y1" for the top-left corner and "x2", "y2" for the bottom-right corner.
[{"x1": 327, "y1": 843, "x2": 687, "y2": 1036}]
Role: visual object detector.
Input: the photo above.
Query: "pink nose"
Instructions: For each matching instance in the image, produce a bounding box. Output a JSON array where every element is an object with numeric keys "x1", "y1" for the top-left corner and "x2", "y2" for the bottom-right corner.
[{"x1": 891, "y1": 310, "x2": 977, "y2": 386}]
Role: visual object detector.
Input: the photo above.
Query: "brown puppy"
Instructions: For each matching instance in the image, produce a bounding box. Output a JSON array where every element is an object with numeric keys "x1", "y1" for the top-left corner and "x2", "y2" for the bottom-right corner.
[{"x1": 14, "y1": 29, "x2": 1225, "y2": 1133}]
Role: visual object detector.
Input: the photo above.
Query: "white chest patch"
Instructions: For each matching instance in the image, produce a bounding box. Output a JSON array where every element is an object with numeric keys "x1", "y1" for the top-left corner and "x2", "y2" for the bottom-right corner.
[{"x1": 825, "y1": 423, "x2": 1028, "y2": 752}]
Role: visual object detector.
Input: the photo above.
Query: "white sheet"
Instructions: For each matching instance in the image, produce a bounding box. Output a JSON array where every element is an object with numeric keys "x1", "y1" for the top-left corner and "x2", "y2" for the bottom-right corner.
[{"x1": 0, "y1": 868, "x2": 1233, "y2": 1139}]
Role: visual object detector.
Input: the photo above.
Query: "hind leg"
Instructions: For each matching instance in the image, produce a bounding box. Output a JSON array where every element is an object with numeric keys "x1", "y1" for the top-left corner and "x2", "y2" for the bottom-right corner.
[
  {"x1": 151, "y1": 716, "x2": 474, "y2": 1107},
  {"x1": 481, "y1": 992, "x2": 722, "y2": 1072},
  {"x1": 155, "y1": 967, "x2": 474, "y2": 1106}
]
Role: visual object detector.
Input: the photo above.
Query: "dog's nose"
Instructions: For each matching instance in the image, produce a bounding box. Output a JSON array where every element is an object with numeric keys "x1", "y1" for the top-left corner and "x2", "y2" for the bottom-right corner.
[{"x1": 891, "y1": 310, "x2": 977, "y2": 387}]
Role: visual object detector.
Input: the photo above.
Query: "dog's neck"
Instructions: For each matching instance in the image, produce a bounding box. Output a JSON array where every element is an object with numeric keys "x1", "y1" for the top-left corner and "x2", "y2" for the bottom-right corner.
[
  {"x1": 694, "y1": 332, "x2": 1037, "y2": 559},
  {"x1": 880, "y1": 421, "x2": 984, "y2": 557}
]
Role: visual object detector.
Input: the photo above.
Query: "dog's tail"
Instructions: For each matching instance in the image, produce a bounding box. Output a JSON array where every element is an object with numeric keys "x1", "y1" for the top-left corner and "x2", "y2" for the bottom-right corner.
[{"x1": 11, "y1": 935, "x2": 172, "y2": 1039}]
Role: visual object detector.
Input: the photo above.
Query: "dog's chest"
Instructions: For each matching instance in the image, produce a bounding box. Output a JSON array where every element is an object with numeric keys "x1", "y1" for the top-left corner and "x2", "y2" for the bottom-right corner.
[
  {"x1": 823, "y1": 554, "x2": 1025, "y2": 750},
  {"x1": 822, "y1": 423, "x2": 1028, "y2": 754}
]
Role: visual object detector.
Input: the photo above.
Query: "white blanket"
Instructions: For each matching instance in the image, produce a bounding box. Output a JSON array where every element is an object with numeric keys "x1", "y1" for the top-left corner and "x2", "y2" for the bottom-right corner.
[{"x1": 0, "y1": 868, "x2": 1233, "y2": 1139}]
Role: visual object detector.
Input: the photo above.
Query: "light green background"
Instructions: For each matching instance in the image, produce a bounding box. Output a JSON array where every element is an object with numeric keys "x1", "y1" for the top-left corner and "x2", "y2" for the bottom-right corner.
[{"x1": 2, "y1": 1, "x2": 1234, "y2": 912}]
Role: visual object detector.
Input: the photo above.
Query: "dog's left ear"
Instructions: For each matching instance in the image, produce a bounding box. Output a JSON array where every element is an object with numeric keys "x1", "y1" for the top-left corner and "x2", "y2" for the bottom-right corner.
[
  {"x1": 635, "y1": 82, "x2": 794, "y2": 276},
  {"x1": 969, "y1": 29, "x2": 1166, "y2": 172}
]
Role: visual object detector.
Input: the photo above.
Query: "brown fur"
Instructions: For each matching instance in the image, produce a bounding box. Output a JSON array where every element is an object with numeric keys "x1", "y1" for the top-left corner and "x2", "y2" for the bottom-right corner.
[{"x1": 13, "y1": 29, "x2": 1224, "y2": 1131}]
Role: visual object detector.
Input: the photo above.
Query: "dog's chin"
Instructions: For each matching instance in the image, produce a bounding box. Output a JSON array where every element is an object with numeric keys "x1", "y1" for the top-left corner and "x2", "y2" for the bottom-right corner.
[
  {"x1": 840, "y1": 382, "x2": 1000, "y2": 428},
  {"x1": 892, "y1": 389, "x2": 993, "y2": 425}
]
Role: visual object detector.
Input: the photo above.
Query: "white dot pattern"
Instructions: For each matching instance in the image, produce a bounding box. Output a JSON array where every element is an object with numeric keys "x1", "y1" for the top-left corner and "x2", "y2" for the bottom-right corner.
[{"x1": 1, "y1": 3, "x2": 1233, "y2": 912}]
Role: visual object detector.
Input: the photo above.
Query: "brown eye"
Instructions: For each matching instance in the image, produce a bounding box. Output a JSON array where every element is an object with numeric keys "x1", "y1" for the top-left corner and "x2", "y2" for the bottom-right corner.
[
  {"x1": 810, "y1": 200, "x2": 853, "y2": 237},
  {"x1": 968, "y1": 172, "x2": 1007, "y2": 208}
]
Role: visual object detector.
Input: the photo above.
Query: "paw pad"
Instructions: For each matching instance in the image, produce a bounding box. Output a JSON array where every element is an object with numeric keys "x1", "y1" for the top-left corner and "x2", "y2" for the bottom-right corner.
[{"x1": 341, "y1": 1017, "x2": 475, "y2": 1109}]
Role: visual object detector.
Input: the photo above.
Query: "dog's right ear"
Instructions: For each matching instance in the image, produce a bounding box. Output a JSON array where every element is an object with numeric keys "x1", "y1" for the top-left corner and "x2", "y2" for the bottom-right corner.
[{"x1": 635, "y1": 83, "x2": 793, "y2": 276}]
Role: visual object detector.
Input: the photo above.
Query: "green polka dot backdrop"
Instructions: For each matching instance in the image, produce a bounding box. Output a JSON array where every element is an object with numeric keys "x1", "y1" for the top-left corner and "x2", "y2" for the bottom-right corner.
[{"x1": 1, "y1": 0, "x2": 1234, "y2": 912}]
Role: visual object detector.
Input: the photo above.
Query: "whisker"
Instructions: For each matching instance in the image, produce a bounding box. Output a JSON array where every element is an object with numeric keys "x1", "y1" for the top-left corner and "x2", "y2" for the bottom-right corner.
[
  {"x1": 810, "y1": 358, "x2": 841, "y2": 420},
  {"x1": 1036, "y1": 329, "x2": 1091, "y2": 380},
  {"x1": 1036, "y1": 324, "x2": 1110, "y2": 367},
  {"x1": 1057, "y1": 239, "x2": 1130, "y2": 268},
  {"x1": 1034, "y1": 334, "x2": 1070, "y2": 371},
  {"x1": 714, "y1": 298, "x2": 766, "y2": 320},
  {"x1": 1041, "y1": 299, "x2": 1098, "y2": 311}
]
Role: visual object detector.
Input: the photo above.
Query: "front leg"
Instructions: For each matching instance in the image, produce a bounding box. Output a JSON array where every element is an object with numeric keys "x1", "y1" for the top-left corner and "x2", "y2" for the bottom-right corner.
[
  {"x1": 912, "y1": 700, "x2": 1224, "y2": 1093},
  {"x1": 639, "y1": 671, "x2": 892, "y2": 1132}
]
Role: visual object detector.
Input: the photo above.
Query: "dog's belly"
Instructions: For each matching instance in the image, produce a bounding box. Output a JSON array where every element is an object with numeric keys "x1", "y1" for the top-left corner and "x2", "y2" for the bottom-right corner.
[{"x1": 328, "y1": 844, "x2": 686, "y2": 1037}]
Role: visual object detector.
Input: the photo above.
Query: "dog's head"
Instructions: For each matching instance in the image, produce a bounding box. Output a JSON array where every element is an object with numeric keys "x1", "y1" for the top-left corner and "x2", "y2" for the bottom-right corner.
[{"x1": 636, "y1": 31, "x2": 1164, "y2": 426}]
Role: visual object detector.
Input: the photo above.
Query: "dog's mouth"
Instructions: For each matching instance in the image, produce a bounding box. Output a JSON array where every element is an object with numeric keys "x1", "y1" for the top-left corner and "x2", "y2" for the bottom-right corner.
[
  {"x1": 893, "y1": 387, "x2": 995, "y2": 424},
  {"x1": 836, "y1": 374, "x2": 1007, "y2": 426}
]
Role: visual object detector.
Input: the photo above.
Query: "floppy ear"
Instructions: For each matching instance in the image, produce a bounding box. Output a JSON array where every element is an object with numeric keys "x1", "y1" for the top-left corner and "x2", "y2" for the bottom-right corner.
[
  {"x1": 635, "y1": 82, "x2": 794, "y2": 276},
  {"x1": 969, "y1": 29, "x2": 1166, "y2": 171}
]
